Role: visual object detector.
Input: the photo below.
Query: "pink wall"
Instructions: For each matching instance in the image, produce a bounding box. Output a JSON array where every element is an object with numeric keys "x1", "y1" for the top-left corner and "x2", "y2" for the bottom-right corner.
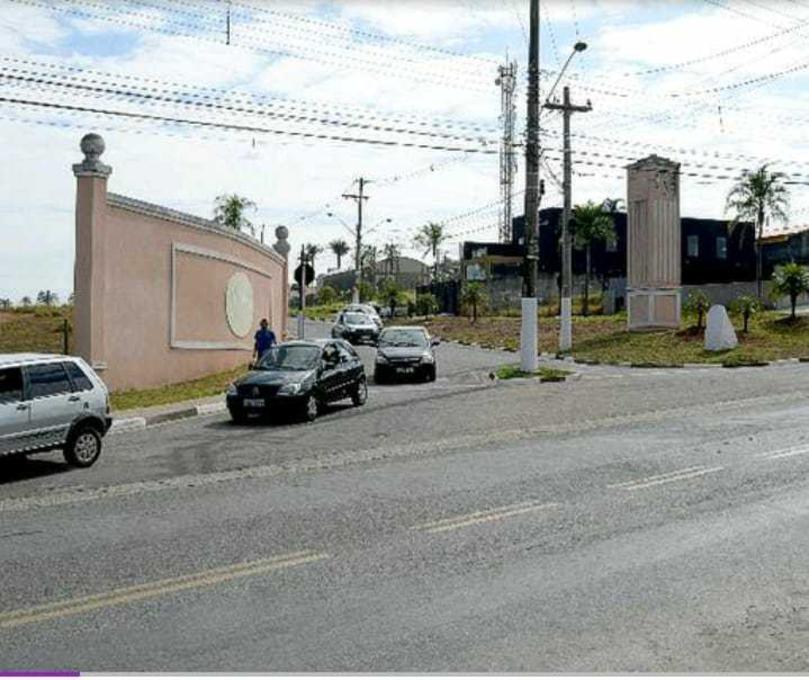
[{"x1": 74, "y1": 177, "x2": 288, "y2": 392}]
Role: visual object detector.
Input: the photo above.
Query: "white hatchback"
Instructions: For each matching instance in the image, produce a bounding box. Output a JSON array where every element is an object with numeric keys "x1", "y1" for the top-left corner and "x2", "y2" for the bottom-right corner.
[{"x1": 0, "y1": 354, "x2": 112, "y2": 467}]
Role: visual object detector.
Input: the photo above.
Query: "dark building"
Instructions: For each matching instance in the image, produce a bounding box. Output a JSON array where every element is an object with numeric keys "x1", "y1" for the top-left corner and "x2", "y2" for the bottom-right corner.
[{"x1": 509, "y1": 208, "x2": 756, "y2": 285}]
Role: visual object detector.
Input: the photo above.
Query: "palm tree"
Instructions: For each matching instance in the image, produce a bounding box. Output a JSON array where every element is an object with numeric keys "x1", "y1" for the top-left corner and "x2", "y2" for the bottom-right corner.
[
  {"x1": 726, "y1": 165, "x2": 789, "y2": 298},
  {"x1": 572, "y1": 201, "x2": 615, "y2": 316},
  {"x1": 414, "y1": 222, "x2": 446, "y2": 281},
  {"x1": 19, "y1": 296, "x2": 31, "y2": 308},
  {"x1": 329, "y1": 239, "x2": 350, "y2": 270},
  {"x1": 0, "y1": 298, "x2": 11, "y2": 310},
  {"x1": 213, "y1": 194, "x2": 257, "y2": 235},
  {"x1": 304, "y1": 243, "x2": 323, "y2": 272},
  {"x1": 730, "y1": 294, "x2": 761, "y2": 333},
  {"x1": 382, "y1": 242, "x2": 401, "y2": 279},
  {"x1": 461, "y1": 281, "x2": 487, "y2": 323},
  {"x1": 601, "y1": 197, "x2": 624, "y2": 213},
  {"x1": 37, "y1": 290, "x2": 58, "y2": 306},
  {"x1": 772, "y1": 262, "x2": 809, "y2": 320}
]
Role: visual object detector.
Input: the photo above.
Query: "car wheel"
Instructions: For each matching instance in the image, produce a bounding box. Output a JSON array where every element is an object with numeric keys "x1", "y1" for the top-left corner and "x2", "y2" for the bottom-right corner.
[
  {"x1": 351, "y1": 377, "x2": 368, "y2": 406},
  {"x1": 373, "y1": 370, "x2": 384, "y2": 385},
  {"x1": 302, "y1": 394, "x2": 319, "y2": 422},
  {"x1": 63, "y1": 425, "x2": 102, "y2": 468}
]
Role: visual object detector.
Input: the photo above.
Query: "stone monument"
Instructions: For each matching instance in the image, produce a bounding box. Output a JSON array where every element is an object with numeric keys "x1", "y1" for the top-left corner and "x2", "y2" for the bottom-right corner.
[
  {"x1": 704, "y1": 305, "x2": 738, "y2": 351},
  {"x1": 626, "y1": 155, "x2": 681, "y2": 330}
]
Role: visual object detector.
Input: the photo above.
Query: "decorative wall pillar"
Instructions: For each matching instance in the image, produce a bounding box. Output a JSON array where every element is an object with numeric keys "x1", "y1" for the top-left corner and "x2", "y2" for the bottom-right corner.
[
  {"x1": 626, "y1": 154, "x2": 681, "y2": 330},
  {"x1": 73, "y1": 133, "x2": 112, "y2": 369},
  {"x1": 273, "y1": 225, "x2": 290, "y2": 337}
]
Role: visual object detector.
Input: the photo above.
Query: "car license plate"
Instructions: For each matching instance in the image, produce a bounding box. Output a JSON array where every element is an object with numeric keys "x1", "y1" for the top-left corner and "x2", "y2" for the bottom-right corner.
[
  {"x1": 243, "y1": 398, "x2": 265, "y2": 408},
  {"x1": 396, "y1": 367, "x2": 415, "y2": 374}
]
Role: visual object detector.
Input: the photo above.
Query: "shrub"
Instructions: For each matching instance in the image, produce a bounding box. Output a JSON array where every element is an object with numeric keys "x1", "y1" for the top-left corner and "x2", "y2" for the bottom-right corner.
[
  {"x1": 772, "y1": 262, "x2": 809, "y2": 320},
  {"x1": 730, "y1": 294, "x2": 761, "y2": 333},
  {"x1": 415, "y1": 293, "x2": 438, "y2": 318},
  {"x1": 684, "y1": 290, "x2": 710, "y2": 329},
  {"x1": 317, "y1": 285, "x2": 337, "y2": 305}
]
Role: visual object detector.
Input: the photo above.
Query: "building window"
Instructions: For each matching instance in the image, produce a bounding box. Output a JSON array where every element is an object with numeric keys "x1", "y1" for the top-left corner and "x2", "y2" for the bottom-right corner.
[
  {"x1": 687, "y1": 235, "x2": 699, "y2": 258},
  {"x1": 716, "y1": 236, "x2": 728, "y2": 260}
]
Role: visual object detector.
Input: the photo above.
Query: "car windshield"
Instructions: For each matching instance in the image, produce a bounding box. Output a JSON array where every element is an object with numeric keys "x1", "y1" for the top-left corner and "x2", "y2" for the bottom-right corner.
[
  {"x1": 344, "y1": 313, "x2": 370, "y2": 325},
  {"x1": 379, "y1": 329, "x2": 429, "y2": 348},
  {"x1": 257, "y1": 345, "x2": 320, "y2": 371}
]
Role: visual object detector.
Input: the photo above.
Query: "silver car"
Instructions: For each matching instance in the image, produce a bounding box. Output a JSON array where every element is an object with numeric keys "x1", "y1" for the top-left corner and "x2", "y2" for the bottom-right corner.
[{"x1": 0, "y1": 354, "x2": 112, "y2": 467}]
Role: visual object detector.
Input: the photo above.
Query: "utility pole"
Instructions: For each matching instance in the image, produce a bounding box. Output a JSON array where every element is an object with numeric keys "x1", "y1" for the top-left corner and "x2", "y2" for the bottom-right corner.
[
  {"x1": 544, "y1": 85, "x2": 591, "y2": 352},
  {"x1": 225, "y1": 0, "x2": 232, "y2": 45},
  {"x1": 297, "y1": 245, "x2": 307, "y2": 340},
  {"x1": 519, "y1": 0, "x2": 540, "y2": 373},
  {"x1": 497, "y1": 59, "x2": 518, "y2": 244},
  {"x1": 342, "y1": 177, "x2": 370, "y2": 302}
]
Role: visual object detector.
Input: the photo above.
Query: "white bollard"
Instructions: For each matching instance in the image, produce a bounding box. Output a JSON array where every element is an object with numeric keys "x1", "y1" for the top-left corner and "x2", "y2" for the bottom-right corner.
[
  {"x1": 559, "y1": 296, "x2": 572, "y2": 352},
  {"x1": 520, "y1": 297, "x2": 538, "y2": 373}
]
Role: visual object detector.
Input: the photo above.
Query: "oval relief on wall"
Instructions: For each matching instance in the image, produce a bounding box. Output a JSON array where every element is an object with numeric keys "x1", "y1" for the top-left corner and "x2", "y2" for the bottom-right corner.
[{"x1": 225, "y1": 272, "x2": 254, "y2": 338}]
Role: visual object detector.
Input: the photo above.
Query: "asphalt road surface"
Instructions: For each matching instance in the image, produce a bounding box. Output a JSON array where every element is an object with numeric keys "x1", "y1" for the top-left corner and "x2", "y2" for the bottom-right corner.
[{"x1": 5, "y1": 354, "x2": 809, "y2": 671}]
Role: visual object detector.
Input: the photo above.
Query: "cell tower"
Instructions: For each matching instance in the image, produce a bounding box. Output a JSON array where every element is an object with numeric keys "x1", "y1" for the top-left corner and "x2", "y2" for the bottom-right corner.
[{"x1": 496, "y1": 60, "x2": 518, "y2": 243}]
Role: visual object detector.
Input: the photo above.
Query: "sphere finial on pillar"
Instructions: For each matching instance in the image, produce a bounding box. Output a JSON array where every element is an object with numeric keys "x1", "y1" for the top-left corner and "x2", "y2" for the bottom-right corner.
[
  {"x1": 273, "y1": 225, "x2": 291, "y2": 259},
  {"x1": 73, "y1": 132, "x2": 112, "y2": 178}
]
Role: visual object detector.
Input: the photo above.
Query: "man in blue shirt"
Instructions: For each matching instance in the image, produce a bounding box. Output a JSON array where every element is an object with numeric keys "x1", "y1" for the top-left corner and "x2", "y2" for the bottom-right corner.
[{"x1": 253, "y1": 318, "x2": 277, "y2": 364}]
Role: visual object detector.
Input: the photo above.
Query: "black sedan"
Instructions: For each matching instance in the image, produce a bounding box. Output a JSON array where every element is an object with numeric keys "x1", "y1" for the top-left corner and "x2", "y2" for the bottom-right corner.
[
  {"x1": 373, "y1": 326, "x2": 439, "y2": 383},
  {"x1": 331, "y1": 311, "x2": 380, "y2": 346},
  {"x1": 226, "y1": 340, "x2": 367, "y2": 423}
]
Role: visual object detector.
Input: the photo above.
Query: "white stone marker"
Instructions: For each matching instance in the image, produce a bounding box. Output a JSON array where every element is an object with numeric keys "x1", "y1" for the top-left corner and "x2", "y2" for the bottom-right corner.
[{"x1": 704, "y1": 304, "x2": 738, "y2": 351}]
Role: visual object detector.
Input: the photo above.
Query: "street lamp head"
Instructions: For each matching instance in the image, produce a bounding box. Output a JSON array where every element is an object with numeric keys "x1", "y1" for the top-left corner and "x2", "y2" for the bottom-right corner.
[{"x1": 574, "y1": 41, "x2": 588, "y2": 52}]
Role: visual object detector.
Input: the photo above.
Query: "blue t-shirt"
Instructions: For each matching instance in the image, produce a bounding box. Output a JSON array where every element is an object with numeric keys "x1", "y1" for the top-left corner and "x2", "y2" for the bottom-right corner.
[{"x1": 254, "y1": 328, "x2": 277, "y2": 355}]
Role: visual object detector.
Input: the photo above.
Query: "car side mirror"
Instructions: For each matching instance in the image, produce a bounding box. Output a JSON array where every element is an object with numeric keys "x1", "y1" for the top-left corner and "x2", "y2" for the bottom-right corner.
[{"x1": 431, "y1": 338, "x2": 440, "y2": 346}]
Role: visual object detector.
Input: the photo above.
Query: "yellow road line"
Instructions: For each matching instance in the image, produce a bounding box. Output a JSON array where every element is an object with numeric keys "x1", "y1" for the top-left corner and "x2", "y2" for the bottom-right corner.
[
  {"x1": 414, "y1": 501, "x2": 559, "y2": 534},
  {"x1": 614, "y1": 466, "x2": 724, "y2": 491},
  {"x1": 0, "y1": 550, "x2": 328, "y2": 630}
]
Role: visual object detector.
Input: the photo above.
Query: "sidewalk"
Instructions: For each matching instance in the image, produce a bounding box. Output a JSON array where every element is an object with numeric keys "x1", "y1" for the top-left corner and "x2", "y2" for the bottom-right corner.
[{"x1": 110, "y1": 393, "x2": 226, "y2": 434}]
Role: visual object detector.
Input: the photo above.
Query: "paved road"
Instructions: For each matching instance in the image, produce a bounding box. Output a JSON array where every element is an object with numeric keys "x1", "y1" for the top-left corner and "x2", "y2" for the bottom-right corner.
[{"x1": 5, "y1": 352, "x2": 809, "y2": 670}]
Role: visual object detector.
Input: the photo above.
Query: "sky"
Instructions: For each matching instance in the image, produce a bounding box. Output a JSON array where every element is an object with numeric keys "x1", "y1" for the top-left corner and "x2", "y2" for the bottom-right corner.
[{"x1": 2, "y1": 0, "x2": 809, "y2": 301}]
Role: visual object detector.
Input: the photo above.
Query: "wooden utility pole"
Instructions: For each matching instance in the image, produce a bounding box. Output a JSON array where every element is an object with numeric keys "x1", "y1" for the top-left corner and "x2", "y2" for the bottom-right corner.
[
  {"x1": 544, "y1": 85, "x2": 591, "y2": 351},
  {"x1": 342, "y1": 177, "x2": 370, "y2": 294},
  {"x1": 523, "y1": 0, "x2": 540, "y2": 298}
]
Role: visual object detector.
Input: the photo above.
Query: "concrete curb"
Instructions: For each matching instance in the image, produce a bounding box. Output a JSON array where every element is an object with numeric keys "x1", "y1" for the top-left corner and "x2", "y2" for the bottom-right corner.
[{"x1": 109, "y1": 399, "x2": 227, "y2": 434}]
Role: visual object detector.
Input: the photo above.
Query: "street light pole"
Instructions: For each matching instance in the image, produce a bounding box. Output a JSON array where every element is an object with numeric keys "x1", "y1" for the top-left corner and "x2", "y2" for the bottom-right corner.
[{"x1": 543, "y1": 43, "x2": 590, "y2": 353}]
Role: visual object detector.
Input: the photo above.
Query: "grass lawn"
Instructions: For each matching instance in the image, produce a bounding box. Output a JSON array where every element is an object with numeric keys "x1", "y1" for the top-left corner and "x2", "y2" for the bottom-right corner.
[
  {"x1": 495, "y1": 365, "x2": 572, "y2": 381},
  {"x1": 0, "y1": 307, "x2": 73, "y2": 354},
  {"x1": 415, "y1": 310, "x2": 809, "y2": 366},
  {"x1": 109, "y1": 364, "x2": 249, "y2": 412}
]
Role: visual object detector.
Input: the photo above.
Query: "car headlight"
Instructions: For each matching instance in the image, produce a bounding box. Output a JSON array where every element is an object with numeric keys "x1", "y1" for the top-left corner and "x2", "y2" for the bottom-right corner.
[
  {"x1": 421, "y1": 352, "x2": 435, "y2": 363},
  {"x1": 376, "y1": 354, "x2": 389, "y2": 364},
  {"x1": 227, "y1": 383, "x2": 238, "y2": 396},
  {"x1": 278, "y1": 383, "x2": 302, "y2": 396}
]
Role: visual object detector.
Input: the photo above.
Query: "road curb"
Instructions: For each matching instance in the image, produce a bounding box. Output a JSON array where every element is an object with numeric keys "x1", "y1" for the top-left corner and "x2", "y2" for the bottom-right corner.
[{"x1": 110, "y1": 399, "x2": 227, "y2": 434}]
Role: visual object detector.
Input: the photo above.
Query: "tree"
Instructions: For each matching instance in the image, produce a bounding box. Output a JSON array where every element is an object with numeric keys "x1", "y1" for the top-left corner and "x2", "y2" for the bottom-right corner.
[
  {"x1": 726, "y1": 165, "x2": 789, "y2": 299},
  {"x1": 382, "y1": 241, "x2": 401, "y2": 279},
  {"x1": 414, "y1": 222, "x2": 446, "y2": 281},
  {"x1": 380, "y1": 278, "x2": 404, "y2": 318},
  {"x1": 360, "y1": 245, "x2": 378, "y2": 290},
  {"x1": 415, "y1": 293, "x2": 438, "y2": 319},
  {"x1": 37, "y1": 290, "x2": 58, "y2": 307},
  {"x1": 19, "y1": 296, "x2": 31, "y2": 308},
  {"x1": 0, "y1": 298, "x2": 11, "y2": 310},
  {"x1": 684, "y1": 289, "x2": 710, "y2": 330},
  {"x1": 318, "y1": 284, "x2": 337, "y2": 305},
  {"x1": 461, "y1": 281, "x2": 487, "y2": 323},
  {"x1": 213, "y1": 194, "x2": 257, "y2": 235},
  {"x1": 329, "y1": 239, "x2": 350, "y2": 270},
  {"x1": 572, "y1": 201, "x2": 615, "y2": 316},
  {"x1": 304, "y1": 243, "x2": 323, "y2": 272},
  {"x1": 730, "y1": 294, "x2": 761, "y2": 333},
  {"x1": 772, "y1": 262, "x2": 809, "y2": 320},
  {"x1": 601, "y1": 197, "x2": 624, "y2": 213}
]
